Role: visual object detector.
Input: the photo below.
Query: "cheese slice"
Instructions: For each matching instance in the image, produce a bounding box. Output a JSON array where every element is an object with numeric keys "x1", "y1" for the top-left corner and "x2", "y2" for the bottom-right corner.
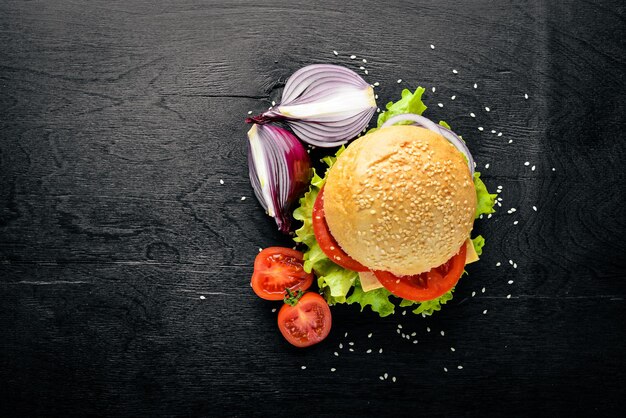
[{"x1": 358, "y1": 238, "x2": 479, "y2": 293}]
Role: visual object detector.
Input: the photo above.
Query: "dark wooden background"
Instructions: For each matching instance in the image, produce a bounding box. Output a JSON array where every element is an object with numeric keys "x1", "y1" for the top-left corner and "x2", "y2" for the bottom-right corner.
[{"x1": 1, "y1": 0, "x2": 625, "y2": 416}]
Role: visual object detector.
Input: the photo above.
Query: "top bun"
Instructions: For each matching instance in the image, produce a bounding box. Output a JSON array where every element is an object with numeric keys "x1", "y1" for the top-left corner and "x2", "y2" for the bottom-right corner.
[{"x1": 323, "y1": 125, "x2": 476, "y2": 275}]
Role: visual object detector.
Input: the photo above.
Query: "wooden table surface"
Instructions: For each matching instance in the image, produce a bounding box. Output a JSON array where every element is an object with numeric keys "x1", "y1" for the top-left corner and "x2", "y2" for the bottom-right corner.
[{"x1": 1, "y1": 0, "x2": 625, "y2": 416}]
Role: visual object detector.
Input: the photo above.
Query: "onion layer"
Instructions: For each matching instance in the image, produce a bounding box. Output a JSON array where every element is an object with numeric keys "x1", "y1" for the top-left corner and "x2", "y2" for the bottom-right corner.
[
  {"x1": 246, "y1": 64, "x2": 377, "y2": 147},
  {"x1": 247, "y1": 124, "x2": 312, "y2": 233},
  {"x1": 380, "y1": 113, "x2": 475, "y2": 175}
]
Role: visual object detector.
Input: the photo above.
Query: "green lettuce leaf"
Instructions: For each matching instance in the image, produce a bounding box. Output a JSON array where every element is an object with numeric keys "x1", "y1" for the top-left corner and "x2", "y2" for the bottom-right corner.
[
  {"x1": 474, "y1": 171, "x2": 497, "y2": 218},
  {"x1": 471, "y1": 235, "x2": 485, "y2": 256},
  {"x1": 347, "y1": 281, "x2": 395, "y2": 317},
  {"x1": 400, "y1": 289, "x2": 454, "y2": 316},
  {"x1": 374, "y1": 87, "x2": 427, "y2": 129}
]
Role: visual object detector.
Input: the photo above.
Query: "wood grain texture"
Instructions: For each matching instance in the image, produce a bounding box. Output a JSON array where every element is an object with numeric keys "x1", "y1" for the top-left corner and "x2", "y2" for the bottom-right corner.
[{"x1": 1, "y1": 0, "x2": 625, "y2": 416}]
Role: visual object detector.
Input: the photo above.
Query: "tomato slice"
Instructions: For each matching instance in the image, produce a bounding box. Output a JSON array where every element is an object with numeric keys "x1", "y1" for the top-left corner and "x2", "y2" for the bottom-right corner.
[
  {"x1": 312, "y1": 187, "x2": 368, "y2": 272},
  {"x1": 374, "y1": 243, "x2": 467, "y2": 301},
  {"x1": 277, "y1": 292, "x2": 332, "y2": 347},
  {"x1": 251, "y1": 247, "x2": 314, "y2": 300}
]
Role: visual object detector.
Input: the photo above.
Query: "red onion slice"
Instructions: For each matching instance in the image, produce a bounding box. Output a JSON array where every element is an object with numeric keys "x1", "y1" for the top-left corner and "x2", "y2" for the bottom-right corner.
[
  {"x1": 247, "y1": 64, "x2": 377, "y2": 147},
  {"x1": 247, "y1": 124, "x2": 312, "y2": 233},
  {"x1": 380, "y1": 114, "x2": 475, "y2": 175}
]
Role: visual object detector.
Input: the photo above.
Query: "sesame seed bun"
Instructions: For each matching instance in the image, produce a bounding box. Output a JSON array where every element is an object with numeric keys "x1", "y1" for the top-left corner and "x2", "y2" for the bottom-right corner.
[{"x1": 323, "y1": 125, "x2": 476, "y2": 275}]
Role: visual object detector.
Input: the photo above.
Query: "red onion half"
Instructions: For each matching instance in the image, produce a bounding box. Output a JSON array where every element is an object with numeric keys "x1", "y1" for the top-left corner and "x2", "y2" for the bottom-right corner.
[
  {"x1": 381, "y1": 114, "x2": 475, "y2": 176},
  {"x1": 247, "y1": 64, "x2": 377, "y2": 147},
  {"x1": 247, "y1": 124, "x2": 312, "y2": 233}
]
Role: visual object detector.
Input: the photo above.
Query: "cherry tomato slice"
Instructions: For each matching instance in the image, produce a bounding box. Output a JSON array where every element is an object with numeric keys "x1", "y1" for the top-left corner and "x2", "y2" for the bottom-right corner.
[
  {"x1": 277, "y1": 292, "x2": 332, "y2": 347},
  {"x1": 374, "y1": 243, "x2": 467, "y2": 301},
  {"x1": 251, "y1": 247, "x2": 314, "y2": 300},
  {"x1": 312, "y1": 187, "x2": 368, "y2": 272}
]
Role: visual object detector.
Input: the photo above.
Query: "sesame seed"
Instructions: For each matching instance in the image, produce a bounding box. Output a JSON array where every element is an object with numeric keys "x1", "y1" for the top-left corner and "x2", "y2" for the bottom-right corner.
[
  {"x1": 438, "y1": 103, "x2": 444, "y2": 108},
  {"x1": 524, "y1": 93, "x2": 529, "y2": 99},
  {"x1": 301, "y1": 366, "x2": 306, "y2": 370},
  {"x1": 478, "y1": 127, "x2": 484, "y2": 131},
  {"x1": 498, "y1": 132, "x2": 503, "y2": 137},
  {"x1": 384, "y1": 373, "x2": 388, "y2": 379},
  {"x1": 345, "y1": 332, "x2": 348, "y2": 338},
  {"x1": 470, "y1": 112, "x2": 476, "y2": 117},
  {"x1": 472, "y1": 291, "x2": 476, "y2": 297},
  {"x1": 199, "y1": 295, "x2": 206, "y2": 300},
  {"x1": 524, "y1": 161, "x2": 530, "y2": 166},
  {"x1": 509, "y1": 260, "x2": 513, "y2": 265},
  {"x1": 271, "y1": 308, "x2": 276, "y2": 313},
  {"x1": 348, "y1": 341, "x2": 354, "y2": 346},
  {"x1": 392, "y1": 376, "x2": 397, "y2": 382},
  {"x1": 483, "y1": 310, "x2": 487, "y2": 314},
  {"x1": 397, "y1": 324, "x2": 403, "y2": 329},
  {"x1": 432, "y1": 87, "x2": 436, "y2": 92},
  {"x1": 368, "y1": 333, "x2": 373, "y2": 338},
  {"x1": 350, "y1": 55, "x2": 356, "y2": 59},
  {"x1": 473, "y1": 83, "x2": 478, "y2": 89},
  {"x1": 402, "y1": 310, "x2": 406, "y2": 316},
  {"x1": 533, "y1": 206, "x2": 537, "y2": 211},
  {"x1": 359, "y1": 66, "x2": 365, "y2": 70},
  {"x1": 241, "y1": 196, "x2": 246, "y2": 201},
  {"x1": 450, "y1": 347, "x2": 456, "y2": 352},
  {"x1": 374, "y1": 81, "x2": 380, "y2": 86},
  {"x1": 339, "y1": 343, "x2": 343, "y2": 349},
  {"x1": 481, "y1": 287, "x2": 486, "y2": 293},
  {"x1": 362, "y1": 58, "x2": 367, "y2": 63},
  {"x1": 375, "y1": 94, "x2": 378, "y2": 99},
  {"x1": 219, "y1": 179, "x2": 224, "y2": 185},
  {"x1": 491, "y1": 130, "x2": 496, "y2": 134},
  {"x1": 513, "y1": 263, "x2": 517, "y2": 269},
  {"x1": 458, "y1": 365, "x2": 464, "y2": 369},
  {"x1": 513, "y1": 221, "x2": 519, "y2": 225},
  {"x1": 331, "y1": 367, "x2": 336, "y2": 372},
  {"x1": 396, "y1": 329, "x2": 401, "y2": 334},
  {"x1": 440, "y1": 331, "x2": 445, "y2": 336},
  {"x1": 376, "y1": 108, "x2": 380, "y2": 113},
  {"x1": 271, "y1": 101, "x2": 276, "y2": 106},
  {"x1": 485, "y1": 163, "x2": 490, "y2": 169},
  {"x1": 427, "y1": 327, "x2": 431, "y2": 332},
  {"x1": 366, "y1": 349, "x2": 372, "y2": 353},
  {"x1": 430, "y1": 44, "x2": 435, "y2": 49},
  {"x1": 258, "y1": 248, "x2": 262, "y2": 252},
  {"x1": 552, "y1": 167, "x2": 556, "y2": 171},
  {"x1": 508, "y1": 280, "x2": 514, "y2": 284},
  {"x1": 507, "y1": 294, "x2": 511, "y2": 299},
  {"x1": 349, "y1": 348, "x2": 354, "y2": 352},
  {"x1": 379, "y1": 348, "x2": 383, "y2": 354},
  {"x1": 485, "y1": 107, "x2": 490, "y2": 112},
  {"x1": 397, "y1": 79, "x2": 402, "y2": 83},
  {"x1": 411, "y1": 332, "x2": 416, "y2": 336},
  {"x1": 508, "y1": 139, "x2": 513, "y2": 143},
  {"x1": 334, "y1": 352, "x2": 339, "y2": 356},
  {"x1": 379, "y1": 376, "x2": 384, "y2": 381},
  {"x1": 487, "y1": 214, "x2": 492, "y2": 219},
  {"x1": 451, "y1": 95, "x2": 456, "y2": 100},
  {"x1": 453, "y1": 69, "x2": 458, "y2": 74},
  {"x1": 364, "y1": 70, "x2": 368, "y2": 75},
  {"x1": 496, "y1": 262, "x2": 501, "y2": 267},
  {"x1": 444, "y1": 367, "x2": 448, "y2": 372},
  {"x1": 247, "y1": 110, "x2": 252, "y2": 115},
  {"x1": 413, "y1": 340, "x2": 418, "y2": 344},
  {"x1": 333, "y1": 50, "x2": 338, "y2": 56},
  {"x1": 531, "y1": 165, "x2": 536, "y2": 171}
]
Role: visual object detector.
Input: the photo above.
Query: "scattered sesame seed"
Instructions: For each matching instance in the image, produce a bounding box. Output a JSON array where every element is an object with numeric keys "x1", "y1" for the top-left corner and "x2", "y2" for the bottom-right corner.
[
  {"x1": 401, "y1": 333, "x2": 406, "y2": 338},
  {"x1": 379, "y1": 376, "x2": 384, "y2": 381},
  {"x1": 349, "y1": 341, "x2": 354, "y2": 346},
  {"x1": 473, "y1": 83, "x2": 478, "y2": 89},
  {"x1": 451, "y1": 95, "x2": 456, "y2": 100},
  {"x1": 402, "y1": 310, "x2": 406, "y2": 316},
  {"x1": 491, "y1": 130, "x2": 496, "y2": 134},
  {"x1": 458, "y1": 365, "x2": 464, "y2": 370},
  {"x1": 199, "y1": 295, "x2": 206, "y2": 300},
  {"x1": 552, "y1": 167, "x2": 556, "y2": 171},
  {"x1": 533, "y1": 206, "x2": 537, "y2": 211},
  {"x1": 498, "y1": 132, "x2": 503, "y2": 137},
  {"x1": 339, "y1": 343, "x2": 343, "y2": 349},
  {"x1": 432, "y1": 87, "x2": 436, "y2": 93},
  {"x1": 413, "y1": 340, "x2": 418, "y2": 344},
  {"x1": 376, "y1": 108, "x2": 380, "y2": 113},
  {"x1": 359, "y1": 66, "x2": 365, "y2": 70},
  {"x1": 478, "y1": 127, "x2": 484, "y2": 131},
  {"x1": 507, "y1": 294, "x2": 511, "y2": 299},
  {"x1": 508, "y1": 280, "x2": 514, "y2": 284},
  {"x1": 481, "y1": 287, "x2": 486, "y2": 293},
  {"x1": 368, "y1": 333, "x2": 373, "y2": 338},
  {"x1": 397, "y1": 324, "x2": 403, "y2": 329},
  {"x1": 427, "y1": 327, "x2": 431, "y2": 332},
  {"x1": 438, "y1": 103, "x2": 444, "y2": 108},
  {"x1": 364, "y1": 70, "x2": 368, "y2": 75},
  {"x1": 496, "y1": 262, "x2": 501, "y2": 267},
  {"x1": 241, "y1": 196, "x2": 246, "y2": 201},
  {"x1": 247, "y1": 111, "x2": 252, "y2": 115},
  {"x1": 472, "y1": 291, "x2": 476, "y2": 297},
  {"x1": 411, "y1": 332, "x2": 416, "y2": 336},
  {"x1": 334, "y1": 352, "x2": 339, "y2": 357},
  {"x1": 374, "y1": 81, "x2": 380, "y2": 86},
  {"x1": 384, "y1": 373, "x2": 388, "y2": 379},
  {"x1": 396, "y1": 329, "x2": 401, "y2": 334},
  {"x1": 379, "y1": 348, "x2": 383, "y2": 354},
  {"x1": 485, "y1": 163, "x2": 490, "y2": 169},
  {"x1": 524, "y1": 161, "x2": 530, "y2": 166},
  {"x1": 513, "y1": 263, "x2": 517, "y2": 269},
  {"x1": 219, "y1": 179, "x2": 224, "y2": 185},
  {"x1": 483, "y1": 310, "x2": 488, "y2": 315},
  {"x1": 524, "y1": 93, "x2": 529, "y2": 99},
  {"x1": 258, "y1": 248, "x2": 262, "y2": 252},
  {"x1": 513, "y1": 221, "x2": 519, "y2": 225},
  {"x1": 397, "y1": 79, "x2": 402, "y2": 83},
  {"x1": 366, "y1": 349, "x2": 372, "y2": 353},
  {"x1": 509, "y1": 260, "x2": 514, "y2": 265},
  {"x1": 345, "y1": 332, "x2": 348, "y2": 338},
  {"x1": 271, "y1": 100, "x2": 276, "y2": 106},
  {"x1": 349, "y1": 348, "x2": 354, "y2": 352},
  {"x1": 453, "y1": 69, "x2": 458, "y2": 74},
  {"x1": 487, "y1": 214, "x2": 492, "y2": 219},
  {"x1": 444, "y1": 367, "x2": 448, "y2": 372},
  {"x1": 301, "y1": 366, "x2": 306, "y2": 370},
  {"x1": 470, "y1": 112, "x2": 476, "y2": 117},
  {"x1": 333, "y1": 50, "x2": 338, "y2": 56},
  {"x1": 440, "y1": 331, "x2": 445, "y2": 336},
  {"x1": 485, "y1": 107, "x2": 490, "y2": 112},
  {"x1": 375, "y1": 94, "x2": 378, "y2": 99},
  {"x1": 531, "y1": 165, "x2": 536, "y2": 171},
  {"x1": 392, "y1": 376, "x2": 397, "y2": 382},
  {"x1": 350, "y1": 55, "x2": 356, "y2": 59},
  {"x1": 430, "y1": 44, "x2": 435, "y2": 49},
  {"x1": 271, "y1": 308, "x2": 276, "y2": 313},
  {"x1": 362, "y1": 58, "x2": 367, "y2": 63},
  {"x1": 331, "y1": 367, "x2": 336, "y2": 372},
  {"x1": 508, "y1": 139, "x2": 513, "y2": 143}
]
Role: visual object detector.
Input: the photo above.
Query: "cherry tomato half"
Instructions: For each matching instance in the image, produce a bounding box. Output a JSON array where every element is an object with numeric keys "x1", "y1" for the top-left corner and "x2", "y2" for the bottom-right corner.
[
  {"x1": 312, "y1": 187, "x2": 368, "y2": 272},
  {"x1": 277, "y1": 292, "x2": 332, "y2": 347},
  {"x1": 374, "y1": 243, "x2": 467, "y2": 301},
  {"x1": 251, "y1": 247, "x2": 314, "y2": 300}
]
